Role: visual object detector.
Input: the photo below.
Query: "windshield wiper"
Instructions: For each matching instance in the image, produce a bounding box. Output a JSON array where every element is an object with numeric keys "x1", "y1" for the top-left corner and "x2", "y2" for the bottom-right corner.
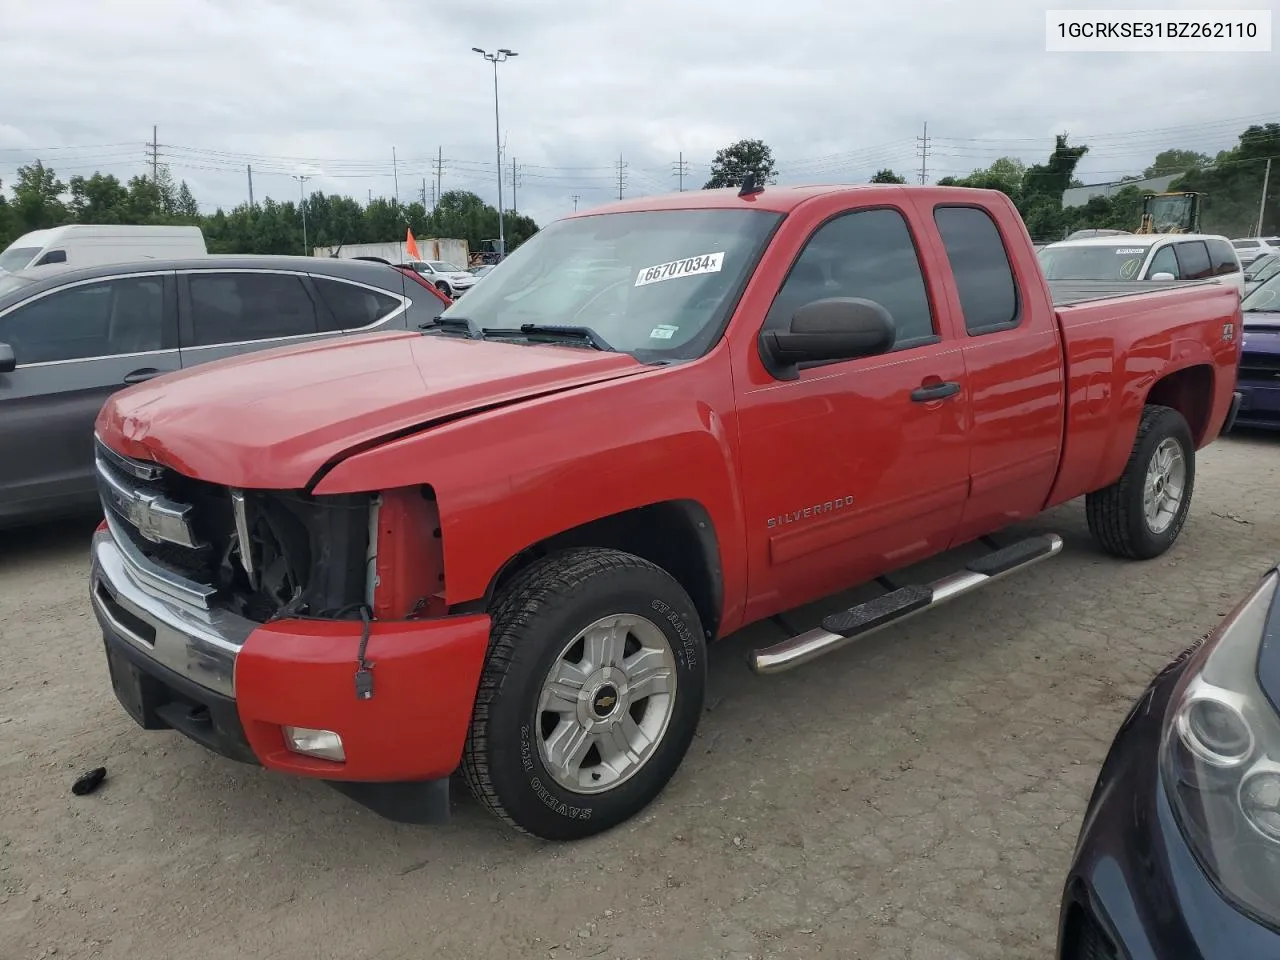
[
  {"x1": 484, "y1": 323, "x2": 616, "y2": 352},
  {"x1": 418, "y1": 315, "x2": 484, "y2": 339}
]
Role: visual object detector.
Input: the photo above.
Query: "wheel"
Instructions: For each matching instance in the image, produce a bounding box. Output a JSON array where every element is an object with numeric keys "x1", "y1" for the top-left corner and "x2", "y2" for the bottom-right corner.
[
  {"x1": 435, "y1": 281, "x2": 452, "y2": 298},
  {"x1": 1086, "y1": 404, "x2": 1195, "y2": 560},
  {"x1": 461, "y1": 548, "x2": 706, "y2": 840}
]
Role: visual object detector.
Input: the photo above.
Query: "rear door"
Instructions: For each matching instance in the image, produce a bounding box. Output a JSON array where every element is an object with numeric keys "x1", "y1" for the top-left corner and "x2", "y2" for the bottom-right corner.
[
  {"x1": 926, "y1": 202, "x2": 1066, "y2": 543},
  {"x1": 176, "y1": 269, "x2": 331, "y2": 367},
  {"x1": 0, "y1": 272, "x2": 179, "y2": 517}
]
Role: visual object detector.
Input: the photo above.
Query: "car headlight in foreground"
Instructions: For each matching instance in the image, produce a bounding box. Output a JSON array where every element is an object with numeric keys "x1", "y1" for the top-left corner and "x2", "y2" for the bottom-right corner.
[{"x1": 1161, "y1": 569, "x2": 1280, "y2": 928}]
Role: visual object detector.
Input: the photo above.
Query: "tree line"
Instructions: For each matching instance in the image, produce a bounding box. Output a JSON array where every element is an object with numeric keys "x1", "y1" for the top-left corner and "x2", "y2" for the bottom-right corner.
[
  {"x1": 0, "y1": 162, "x2": 540, "y2": 259},
  {"x1": 702, "y1": 123, "x2": 1278, "y2": 241}
]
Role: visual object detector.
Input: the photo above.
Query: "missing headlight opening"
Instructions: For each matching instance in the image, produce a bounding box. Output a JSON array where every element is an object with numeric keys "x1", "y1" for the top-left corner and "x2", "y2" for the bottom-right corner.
[{"x1": 220, "y1": 489, "x2": 374, "y2": 622}]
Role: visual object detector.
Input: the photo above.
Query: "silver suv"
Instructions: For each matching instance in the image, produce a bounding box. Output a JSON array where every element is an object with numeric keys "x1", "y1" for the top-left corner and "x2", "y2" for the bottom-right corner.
[{"x1": 0, "y1": 255, "x2": 440, "y2": 527}]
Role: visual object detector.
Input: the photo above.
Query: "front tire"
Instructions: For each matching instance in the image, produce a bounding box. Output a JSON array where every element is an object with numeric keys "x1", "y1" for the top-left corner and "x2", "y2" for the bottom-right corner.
[
  {"x1": 1086, "y1": 404, "x2": 1195, "y2": 560},
  {"x1": 461, "y1": 548, "x2": 707, "y2": 840},
  {"x1": 435, "y1": 280, "x2": 452, "y2": 298}
]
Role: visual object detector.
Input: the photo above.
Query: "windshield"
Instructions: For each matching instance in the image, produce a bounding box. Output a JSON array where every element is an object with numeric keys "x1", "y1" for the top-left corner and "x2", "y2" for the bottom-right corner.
[
  {"x1": 430, "y1": 261, "x2": 463, "y2": 273},
  {"x1": 437, "y1": 208, "x2": 783, "y2": 360},
  {"x1": 1233, "y1": 240, "x2": 1260, "y2": 249},
  {"x1": 1241, "y1": 272, "x2": 1280, "y2": 313},
  {"x1": 0, "y1": 247, "x2": 40, "y2": 273},
  {"x1": 1037, "y1": 243, "x2": 1156, "y2": 280},
  {"x1": 1246, "y1": 254, "x2": 1280, "y2": 282}
]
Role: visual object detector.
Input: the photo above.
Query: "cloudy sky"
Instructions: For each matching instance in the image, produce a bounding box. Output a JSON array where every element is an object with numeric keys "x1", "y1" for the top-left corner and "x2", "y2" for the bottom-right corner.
[{"x1": 1, "y1": 0, "x2": 1275, "y2": 228}]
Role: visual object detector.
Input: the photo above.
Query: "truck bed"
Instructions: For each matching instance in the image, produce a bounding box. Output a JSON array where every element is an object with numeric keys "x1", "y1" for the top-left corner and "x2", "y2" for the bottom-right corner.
[{"x1": 1048, "y1": 278, "x2": 1217, "y2": 307}]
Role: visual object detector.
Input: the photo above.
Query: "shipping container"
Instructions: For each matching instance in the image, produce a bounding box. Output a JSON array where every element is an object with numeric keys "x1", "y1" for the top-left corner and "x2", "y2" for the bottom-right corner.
[{"x1": 313, "y1": 238, "x2": 469, "y2": 269}]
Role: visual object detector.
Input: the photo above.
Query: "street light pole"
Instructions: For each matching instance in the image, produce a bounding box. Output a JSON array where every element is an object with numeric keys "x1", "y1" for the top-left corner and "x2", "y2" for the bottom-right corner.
[
  {"x1": 291, "y1": 174, "x2": 311, "y2": 255},
  {"x1": 472, "y1": 46, "x2": 517, "y2": 258}
]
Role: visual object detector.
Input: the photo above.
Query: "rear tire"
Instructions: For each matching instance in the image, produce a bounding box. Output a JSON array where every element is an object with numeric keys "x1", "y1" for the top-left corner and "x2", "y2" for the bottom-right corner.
[
  {"x1": 1086, "y1": 404, "x2": 1195, "y2": 560},
  {"x1": 461, "y1": 548, "x2": 706, "y2": 841}
]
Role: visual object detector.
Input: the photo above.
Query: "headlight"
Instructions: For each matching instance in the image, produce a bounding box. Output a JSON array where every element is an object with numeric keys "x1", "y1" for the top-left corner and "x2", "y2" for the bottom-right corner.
[{"x1": 1160, "y1": 569, "x2": 1280, "y2": 927}]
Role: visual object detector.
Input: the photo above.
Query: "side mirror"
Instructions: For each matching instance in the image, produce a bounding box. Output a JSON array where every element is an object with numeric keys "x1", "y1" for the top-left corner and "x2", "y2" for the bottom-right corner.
[
  {"x1": 1150, "y1": 271, "x2": 1177, "y2": 281},
  {"x1": 0, "y1": 343, "x2": 14, "y2": 374},
  {"x1": 759, "y1": 297, "x2": 896, "y2": 381}
]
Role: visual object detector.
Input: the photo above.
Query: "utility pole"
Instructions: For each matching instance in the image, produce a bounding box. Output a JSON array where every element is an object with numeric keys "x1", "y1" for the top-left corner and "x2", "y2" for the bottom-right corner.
[
  {"x1": 291, "y1": 174, "x2": 311, "y2": 255},
  {"x1": 1258, "y1": 157, "x2": 1272, "y2": 235},
  {"x1": 571, "y1": 194, "x2": 580, "y2": 212},
  {"x1": 434, "y1": 146, "x2": 444, "y2": 207},
  {"x1": 149, "y1": 125, "x2": 158, "y2": 182},
  {"x1": 367, "y1": 189, "x2": 372, "y2": 206},
  {"x1": 392, "y1": 146, "x2": 400, "y2": 210},
  {"x1": 247, "y1": 164, "x2": 254, "y2": 207},
  {"x1": 615, "y1": 152, "x2": 628, "y2": 200},
  {"x1": 473, "y1": 47, "x2": 517, "y2": 258},
  {"x1": 421, "y1": 177, "x2": 427, "y2": 207},
  {"x1": 509, "y1": 156, "x2": 521, "y2": 211},
  {"x1": 916, "y1": 121, "x2": 931, "y2": 185},
  {"x1": 672, "y1": 151, "x2": 689, "y2": 191}
]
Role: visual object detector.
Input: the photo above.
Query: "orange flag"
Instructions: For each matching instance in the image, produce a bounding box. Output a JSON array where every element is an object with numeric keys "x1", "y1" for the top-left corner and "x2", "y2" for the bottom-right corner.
[{"x1": 405, "y1": 227, "x2": 422, "y2": 261}]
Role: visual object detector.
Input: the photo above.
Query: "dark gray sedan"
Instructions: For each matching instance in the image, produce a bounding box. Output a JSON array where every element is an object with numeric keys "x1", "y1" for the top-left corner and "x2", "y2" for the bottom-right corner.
[{"x1": 0, "y1": 255, "x2": 441, "y2": 527}]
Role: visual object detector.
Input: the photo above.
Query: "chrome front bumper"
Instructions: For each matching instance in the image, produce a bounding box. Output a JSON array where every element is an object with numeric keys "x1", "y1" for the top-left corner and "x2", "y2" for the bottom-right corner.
[{"x1": 89, "y1": 525, "x2": 256, "y2": 699}]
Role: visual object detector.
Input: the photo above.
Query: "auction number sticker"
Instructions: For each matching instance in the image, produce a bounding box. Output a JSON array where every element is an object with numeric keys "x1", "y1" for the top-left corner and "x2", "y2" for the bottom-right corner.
[
  {"x1": 1114, "y1": 248, "x2": 1146, "y2": 255},
  {"x1": 635, "y1": 252, "x2": 725, "y2": 287}
]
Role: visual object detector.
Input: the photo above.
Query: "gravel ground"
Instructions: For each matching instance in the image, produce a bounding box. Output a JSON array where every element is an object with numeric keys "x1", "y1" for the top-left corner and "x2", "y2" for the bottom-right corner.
[{"x1": 2, "y1": 431, "x2": 1278, "y2": 960}]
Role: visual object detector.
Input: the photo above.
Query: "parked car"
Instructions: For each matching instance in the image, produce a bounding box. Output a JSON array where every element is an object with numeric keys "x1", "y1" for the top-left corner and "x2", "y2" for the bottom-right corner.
[
  {"x1": 398, "y1": 259, "x2": 478, "y2": 298},
  {"x1": 0, "y1": 224, "x2": 207, "y2": 275},
  {"x1": 1056, "y1": 563, "x2": 1280, "y2": 959},
  {"x1": 0, "y1": 255, "x2": 440, "y2": 527},
  {"x1": 1244, "y1": 252, "x2": 1280, "y2": 293},
  {"x1": 469, "y1": 264, "x2": 496, "y2": 279},
  {"x1": 89, "y1": 184, "x2": 1241, "y2": 840},
  {"x1": 1038, "y1": 233, "x2": 1245, "y2": 296},
  {"x1": 1231, "y1": 237, "x2": 1280, "y2": 267},
  {"x1": 1234, "y1": 271, "x2": 1280, "y2": 430}
]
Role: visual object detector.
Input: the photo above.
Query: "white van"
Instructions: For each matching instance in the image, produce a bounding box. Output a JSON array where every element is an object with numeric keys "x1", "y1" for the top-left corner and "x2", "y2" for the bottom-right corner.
[
  {"x1": 0, "y1": 225, "x2": 207, "y2": 275},
  {"x1": 1037, "y1": 233, "x2": 1245, "y2": 297}
]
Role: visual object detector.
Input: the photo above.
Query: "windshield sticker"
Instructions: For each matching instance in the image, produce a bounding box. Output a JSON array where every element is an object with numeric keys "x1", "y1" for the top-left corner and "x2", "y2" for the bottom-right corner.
[
  {"x1": 1114, "y1": 248, "x2": 1147, "y2": 255},
  {"x1": 1119, "y1": 258, "x2": 1142, "y2": 280},
  {"x1": 649, "y1": 324, "x2": 679, "y2": 340},
  {"x1": 635, "y1": 252, "x2": 725, "y2": 287}
]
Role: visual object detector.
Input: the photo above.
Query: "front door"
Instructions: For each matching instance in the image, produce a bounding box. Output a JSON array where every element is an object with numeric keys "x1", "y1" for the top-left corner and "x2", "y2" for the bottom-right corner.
[
  {"x1": 732, "y1": 204, "x2": 971, "y2": 620},
  {"x1": 0, "y1": 273, "x2": 179, "y2": 520}
]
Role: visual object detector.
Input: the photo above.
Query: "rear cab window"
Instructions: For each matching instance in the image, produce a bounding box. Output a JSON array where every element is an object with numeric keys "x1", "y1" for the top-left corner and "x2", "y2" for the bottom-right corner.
[
  {"x1": 1038, "y1": 242, "x2": 1156, "y2": 281},
  {"x1": 932, "y1": 205, "x2": 1019, "y2": 335}
]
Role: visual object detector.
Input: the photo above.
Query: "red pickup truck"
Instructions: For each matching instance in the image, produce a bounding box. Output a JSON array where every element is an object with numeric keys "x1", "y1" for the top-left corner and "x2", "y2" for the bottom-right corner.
[{"x1": 89, "y1": 184, "x2": 1243, "y2": 840}]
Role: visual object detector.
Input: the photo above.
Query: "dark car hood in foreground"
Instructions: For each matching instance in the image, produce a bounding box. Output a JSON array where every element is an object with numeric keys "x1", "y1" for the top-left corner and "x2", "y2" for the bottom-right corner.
[
  {"x1": 1244, "y1": 311, "x2": 1280, "y2": 353},
  {"x1": 96, "y1": 330, "x2": 647, "y2": 490}
]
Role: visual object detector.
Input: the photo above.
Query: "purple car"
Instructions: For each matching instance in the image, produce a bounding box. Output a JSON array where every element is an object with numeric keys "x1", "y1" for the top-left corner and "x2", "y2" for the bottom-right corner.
[{"x1": 1237, "y1": 271, "x2": 1280, "y2": 430}]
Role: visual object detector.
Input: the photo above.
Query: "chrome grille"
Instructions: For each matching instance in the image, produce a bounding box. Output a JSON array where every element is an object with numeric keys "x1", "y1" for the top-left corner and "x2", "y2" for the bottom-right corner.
[{"x1": 93, "y1": 437, "x2": 234, "y2": 605}]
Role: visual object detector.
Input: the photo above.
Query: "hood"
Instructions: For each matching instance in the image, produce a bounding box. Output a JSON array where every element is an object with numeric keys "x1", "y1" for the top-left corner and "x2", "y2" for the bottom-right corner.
[
  {"x1": 96, "y1": 330, "x2": 645, "y2": 490},
  {"x1": 1243, "y1": 310, "x2": 1280, "y2": 330}
]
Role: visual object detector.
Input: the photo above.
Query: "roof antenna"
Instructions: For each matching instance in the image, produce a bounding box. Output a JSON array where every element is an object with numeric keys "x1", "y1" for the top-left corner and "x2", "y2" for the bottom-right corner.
[{"x1": 738, "y1": 173, "x2": 764, "y2": 198}]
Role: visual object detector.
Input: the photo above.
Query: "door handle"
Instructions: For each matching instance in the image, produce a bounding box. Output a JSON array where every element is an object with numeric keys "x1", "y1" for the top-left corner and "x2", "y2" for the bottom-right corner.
[
  {"x1": 123, "y1": 367, "x2": 162, "y2": 385},
  {"x1": 910, "y1": 380, "x2": 960, "y2": 403}
]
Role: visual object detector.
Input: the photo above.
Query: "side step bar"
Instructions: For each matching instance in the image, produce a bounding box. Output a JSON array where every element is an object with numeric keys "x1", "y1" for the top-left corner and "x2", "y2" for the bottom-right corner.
[{"x1": 749, "y1": 533, "x2": 1063, "y2": 675}]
